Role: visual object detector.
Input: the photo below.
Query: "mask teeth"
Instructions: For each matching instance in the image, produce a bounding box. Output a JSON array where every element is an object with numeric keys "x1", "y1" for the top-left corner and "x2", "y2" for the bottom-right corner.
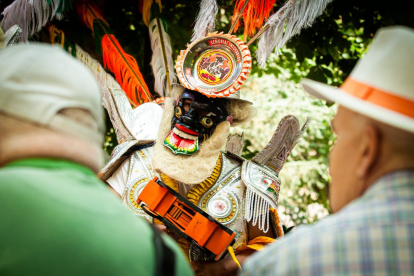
[{"x1": 173, "y1": 127, "x2": 198, "y2": 140}]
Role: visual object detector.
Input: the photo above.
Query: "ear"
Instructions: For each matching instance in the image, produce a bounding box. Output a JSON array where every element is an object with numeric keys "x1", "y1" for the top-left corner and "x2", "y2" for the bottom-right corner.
[{"x1": 356, "y1": 124, "x2": 381, "y2": 179}]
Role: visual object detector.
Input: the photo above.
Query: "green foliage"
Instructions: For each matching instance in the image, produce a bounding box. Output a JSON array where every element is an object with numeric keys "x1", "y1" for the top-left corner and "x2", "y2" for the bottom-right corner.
[
  {"x1": 234, "y1": 74, "x2": 335, "y2": 226},
  {"x1": 251, "y1": 0, "x2": 414, "y2": 85}
]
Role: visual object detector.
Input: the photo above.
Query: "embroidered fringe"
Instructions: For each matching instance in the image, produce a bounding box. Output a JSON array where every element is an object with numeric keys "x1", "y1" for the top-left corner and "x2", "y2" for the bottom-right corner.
[
  {"x1": 148, "y1": 18, "x2": 176, "y2": 97},
  {"x1": 191, "y1": 0, "x2": 218, "y2": 42},
  {"x1": 245, "y1": 186, "x2": 271, "y2": 233},
  {"x1": 1, "y1": 0, "x2": 65, "y2": 42},
  {"x1": 257, "y1": 0, "x2": 333, "y2": 66}
]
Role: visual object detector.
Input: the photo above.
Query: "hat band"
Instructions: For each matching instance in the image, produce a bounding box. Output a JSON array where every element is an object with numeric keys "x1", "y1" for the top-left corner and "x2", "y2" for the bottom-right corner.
[{"x1": 341, "y1": 78, "x2": 414, "y2": 118}]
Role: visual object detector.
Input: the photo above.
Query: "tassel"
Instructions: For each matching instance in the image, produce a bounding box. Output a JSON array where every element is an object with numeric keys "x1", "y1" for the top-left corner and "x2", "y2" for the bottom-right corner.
[
  {"x1": 191, "y1": 0, "x2": 218, "y2": 42},
  {"x1": 102, "y1": 34, "x2": 152, "y2": 104},
  {"x1": 148, "y1": 18, "x2": 176, "y2": 97},
  {"x1": 232, "y1": 0, "x2": 277, "y2": 40},
  {"x1": 245, "y1": 186, "x2": 271, "y2": 233},
  {"x1": 141, "y1": 0, "x2": 162, "y2": 26},
  {"x1": 0, "y1": 0, "x2": 68, "y2": 42},
  {"x1": 257, "y1": 0, "x2": 333, "y2": 66}
]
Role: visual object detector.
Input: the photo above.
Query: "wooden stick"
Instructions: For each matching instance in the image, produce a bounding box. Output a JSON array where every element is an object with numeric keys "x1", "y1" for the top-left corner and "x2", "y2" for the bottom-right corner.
[
  {"x1": 246, "y1": 24, "x2": 270, "y2": 46},
  {"x1": 228, "y1": 0, "x2": 250, "y2": 35}
]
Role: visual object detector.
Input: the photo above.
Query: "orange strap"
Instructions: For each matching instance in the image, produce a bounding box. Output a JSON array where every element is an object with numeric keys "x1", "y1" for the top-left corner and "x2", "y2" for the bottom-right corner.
[{"x1": 341, "y1": 78, "x2": 414, "y2": 118}]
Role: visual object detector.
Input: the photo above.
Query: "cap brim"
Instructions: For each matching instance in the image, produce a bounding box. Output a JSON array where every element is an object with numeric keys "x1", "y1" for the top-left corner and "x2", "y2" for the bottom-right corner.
[{"x1": 301, "y1": 78, "x2": 414, "y2": 133}]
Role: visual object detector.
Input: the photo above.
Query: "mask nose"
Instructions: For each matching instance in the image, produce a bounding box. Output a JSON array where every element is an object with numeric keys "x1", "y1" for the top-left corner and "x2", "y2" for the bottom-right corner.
[{"x1": 180, "y1": 108, "x2": 200, "y2": 127}]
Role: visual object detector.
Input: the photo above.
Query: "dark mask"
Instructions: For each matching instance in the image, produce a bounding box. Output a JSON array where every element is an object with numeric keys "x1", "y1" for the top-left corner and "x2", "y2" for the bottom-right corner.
[{"x1": 164, "y1": 90, "x2": 229, "y2": 155}]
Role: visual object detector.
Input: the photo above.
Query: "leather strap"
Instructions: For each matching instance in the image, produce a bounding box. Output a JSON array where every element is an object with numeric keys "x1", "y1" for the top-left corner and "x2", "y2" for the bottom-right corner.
[{"x1": 151, "y1": 225, "x2": 176, "y2": 276}]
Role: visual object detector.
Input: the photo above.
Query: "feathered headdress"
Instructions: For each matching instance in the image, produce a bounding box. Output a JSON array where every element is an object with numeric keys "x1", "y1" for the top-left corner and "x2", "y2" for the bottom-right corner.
[
  {"x1": 76, "y1": 1, "x2": 152, "y2": 105},
  {"x1": 180, "y1": 0, "x2": 332, "y2": 100}
]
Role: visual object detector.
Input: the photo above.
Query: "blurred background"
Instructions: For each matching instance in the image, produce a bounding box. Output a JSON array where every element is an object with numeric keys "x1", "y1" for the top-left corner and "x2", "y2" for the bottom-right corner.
[{"x1": 2, "y1": 0, "x2": 413, "y2": 227}]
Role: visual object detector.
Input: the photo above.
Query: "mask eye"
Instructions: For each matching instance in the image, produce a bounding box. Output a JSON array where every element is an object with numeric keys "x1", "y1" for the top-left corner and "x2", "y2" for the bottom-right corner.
[
  {"x1": 201, "y1": 117, "x2": 214, "y2": 128},
  {"x1": 175, "y1": 106, "x2": 183, "y2": 118}
]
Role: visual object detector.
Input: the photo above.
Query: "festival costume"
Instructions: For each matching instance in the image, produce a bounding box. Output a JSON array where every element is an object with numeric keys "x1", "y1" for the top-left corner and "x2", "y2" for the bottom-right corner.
[
  {"x1": 0, "y1": 0, "x2": 331, "y2": 265},
  {"x1": 99, "y1": 20, "x2": 313, "y2": 261},
  {"x1": 101, "y1": 88, "x2": 308, "y2": 260}
]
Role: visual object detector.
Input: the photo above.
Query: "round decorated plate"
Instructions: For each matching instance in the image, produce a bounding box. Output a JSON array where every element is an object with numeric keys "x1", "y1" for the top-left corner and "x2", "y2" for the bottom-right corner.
[{"x1": 176, "y1": 32, "x2": 252, "y2": 98}]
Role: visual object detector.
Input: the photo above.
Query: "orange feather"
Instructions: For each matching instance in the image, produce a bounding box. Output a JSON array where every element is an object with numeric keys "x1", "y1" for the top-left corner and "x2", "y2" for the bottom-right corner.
[
  {"x1": 76, "y1": 0, "x2": 152, "y2": 106},
  {"x1": 232, "y1": 0, "x2": 277, "y2": 40},
  {"x1": 102, "y1": 34, "x2": 152, "y2": 104},
  {"x1": 77, "y1": 1, "x2": 108, "y2": 31}
]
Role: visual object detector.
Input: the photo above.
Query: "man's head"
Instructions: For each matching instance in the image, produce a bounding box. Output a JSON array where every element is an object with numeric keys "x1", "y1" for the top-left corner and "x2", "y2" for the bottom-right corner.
[
  {"x1": 301, "y1": 26, "x2": 414, "y2": 212},
  {"x1": 328, "y1": 106, "x2": 414, "y2": 212},
  {"x1": 0, "y1": 43, "x2": 105, "y2": 172}
]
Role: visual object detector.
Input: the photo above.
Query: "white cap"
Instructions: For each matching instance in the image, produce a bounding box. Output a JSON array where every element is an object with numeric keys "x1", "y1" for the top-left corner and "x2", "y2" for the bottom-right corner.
[
  {"x1": 301, "y1": 26, "x2": 414, "y2": 133},
  {"x1": 0, "y1": 43, "x2": 105, "y2": 145}
]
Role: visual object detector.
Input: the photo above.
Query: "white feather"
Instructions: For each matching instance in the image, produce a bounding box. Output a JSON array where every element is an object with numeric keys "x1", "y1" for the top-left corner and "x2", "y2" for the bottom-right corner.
[
  {"x1": 191, "y1": 0, "x2": 218, "y2": 42},
  {"x1": 1, "y1": 0, "x2": 64, "y2": 42},
  {"x1": 149, "y1": 18, "x2": 176, "y2": 97},
  {"x1": 257, "y1": 0, "x2": 333, "y2": 66}
]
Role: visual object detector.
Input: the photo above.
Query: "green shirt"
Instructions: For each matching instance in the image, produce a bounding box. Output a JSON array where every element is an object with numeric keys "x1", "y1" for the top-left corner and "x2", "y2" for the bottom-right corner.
[{"x1": 0, "y1": 158, "x2": 193, "y2": 276}]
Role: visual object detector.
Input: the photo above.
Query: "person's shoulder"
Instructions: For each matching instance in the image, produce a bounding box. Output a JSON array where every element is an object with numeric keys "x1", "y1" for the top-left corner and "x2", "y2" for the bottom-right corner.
[
  {"x1": 242, "y1": 194, "x2": 414, "y2": 276},
  {"x1": 0, "y1": 165, "x2": 40, "y2": 189},
  {"x1": 241, "y1": 212, "x2": 353, "y2": 276}
]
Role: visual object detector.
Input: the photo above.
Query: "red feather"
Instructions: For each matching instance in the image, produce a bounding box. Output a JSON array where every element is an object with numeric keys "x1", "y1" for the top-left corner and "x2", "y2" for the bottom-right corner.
[
  {"x1": 232, "y1": 0, "x2": 277, "y2": 40},
  {"x1": 76, "y1": 0, "x2": 152, "y2": 105},
  {"x1": 102, "y1": 34, "x2": 152, "y2": 104}
]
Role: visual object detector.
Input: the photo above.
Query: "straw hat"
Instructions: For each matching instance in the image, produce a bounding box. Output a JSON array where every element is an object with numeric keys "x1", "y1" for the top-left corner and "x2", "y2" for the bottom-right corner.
[{"x1": 301, "y1": 26, "x2": 414, "y2": 133}]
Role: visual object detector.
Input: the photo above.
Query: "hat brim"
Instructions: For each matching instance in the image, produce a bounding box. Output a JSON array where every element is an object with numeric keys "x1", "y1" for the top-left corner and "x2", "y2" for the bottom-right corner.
[{"x1": 301, "y1": 78, "x2": 414, "y2": 133}]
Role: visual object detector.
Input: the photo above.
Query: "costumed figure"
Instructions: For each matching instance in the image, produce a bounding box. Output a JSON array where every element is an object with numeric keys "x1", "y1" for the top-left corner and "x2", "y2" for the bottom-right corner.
[
  {"x1": 98, "y1": 0, "x2": 323, "y2": 270},
  {"x1": 0, "y1": 0, "x2": 331, "y2": 273}
]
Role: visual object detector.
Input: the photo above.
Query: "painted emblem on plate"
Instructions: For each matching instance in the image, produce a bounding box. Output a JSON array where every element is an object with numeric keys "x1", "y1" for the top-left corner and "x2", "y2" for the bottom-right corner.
[{"x1": 196, "y1": 50, "x2": 233, "y2": 86}]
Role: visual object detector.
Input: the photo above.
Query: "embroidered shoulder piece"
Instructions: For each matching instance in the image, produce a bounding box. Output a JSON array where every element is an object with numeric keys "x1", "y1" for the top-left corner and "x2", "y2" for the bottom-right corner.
[
  {"x1": 99, "y1": 141, "x2": 154, "y2": 181},
  {"x1": 242, "y1": 115, "x2": 310, "y2": 233}
]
